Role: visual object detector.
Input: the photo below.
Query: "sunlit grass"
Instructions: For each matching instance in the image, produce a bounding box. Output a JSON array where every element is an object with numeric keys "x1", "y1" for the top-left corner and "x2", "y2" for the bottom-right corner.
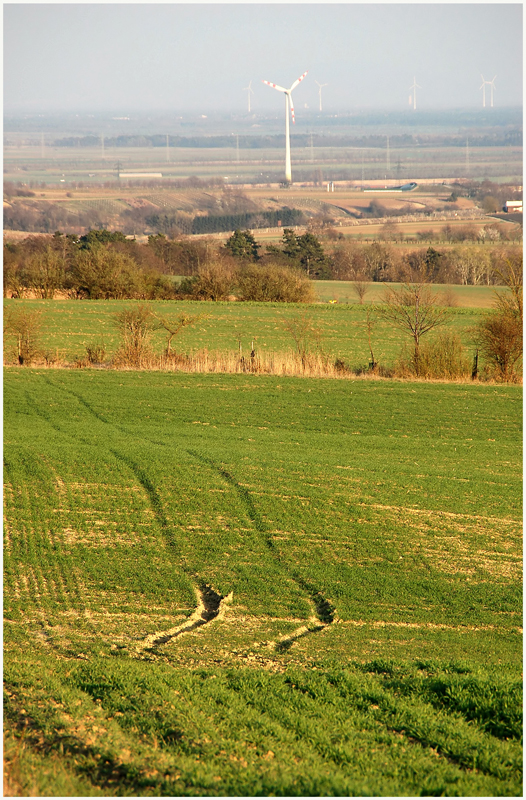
[{"x1": 4, "y1": 369, "x2": 522, "y2": 796}]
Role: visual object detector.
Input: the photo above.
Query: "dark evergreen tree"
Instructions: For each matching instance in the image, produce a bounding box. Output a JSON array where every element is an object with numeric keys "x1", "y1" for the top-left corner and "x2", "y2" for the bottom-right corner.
[
  {"x1": 296, "y1": 232, "x2": 331, "y2": 277},
  {"x1": 224, "y1": 229, "x2": 260, "y2": 261},
  {"x1": 78, "y1": 229, "x2": 127, "y2": 250}
]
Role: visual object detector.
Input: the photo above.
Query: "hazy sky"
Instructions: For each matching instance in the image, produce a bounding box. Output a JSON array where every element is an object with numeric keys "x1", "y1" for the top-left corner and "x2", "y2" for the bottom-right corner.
[{"x1": 3, "y1": 3, "x2": 523, "y2": 114}]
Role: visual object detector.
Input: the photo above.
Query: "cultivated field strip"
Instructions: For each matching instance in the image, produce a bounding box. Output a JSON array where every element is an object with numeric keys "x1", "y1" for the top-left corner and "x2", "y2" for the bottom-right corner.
[{"x1": 5, "y1": 370, "x2": 521, "y2": 646}]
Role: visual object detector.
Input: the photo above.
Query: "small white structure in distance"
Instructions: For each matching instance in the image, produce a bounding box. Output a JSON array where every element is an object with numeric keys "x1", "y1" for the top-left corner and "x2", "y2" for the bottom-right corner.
[
  {"x1": 503, "y1": 200, "x2": 522, "y2": 212},
  {"x1": 119, "y1": 172, "x2": 163, "y2": 178}
]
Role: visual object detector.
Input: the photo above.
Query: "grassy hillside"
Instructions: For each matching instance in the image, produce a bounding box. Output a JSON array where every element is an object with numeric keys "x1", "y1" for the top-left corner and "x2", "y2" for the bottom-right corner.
[{"x1": 4, "y1": 369, "x2": 522, "y2": 795}]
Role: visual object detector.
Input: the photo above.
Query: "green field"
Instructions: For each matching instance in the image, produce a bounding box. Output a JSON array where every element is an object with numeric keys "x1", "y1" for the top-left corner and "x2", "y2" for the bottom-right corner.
[
  {"x1": 4, "y1": 368, "x2": 522, "y2": 796},
  {"x1": 314, "y1": 281, "x2": 500, "y2": 307},
  {"x1": 3, "y1": 296, "x2": 488, "y2": 372}
]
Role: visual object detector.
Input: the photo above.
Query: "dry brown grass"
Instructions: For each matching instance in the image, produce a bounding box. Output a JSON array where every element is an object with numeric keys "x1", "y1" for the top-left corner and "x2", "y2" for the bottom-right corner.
[{"x1": 4, "y1": 347, "x2": 521, "y2": 385}]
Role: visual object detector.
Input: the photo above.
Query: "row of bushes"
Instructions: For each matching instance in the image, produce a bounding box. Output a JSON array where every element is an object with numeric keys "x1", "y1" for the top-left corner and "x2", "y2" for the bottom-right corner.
[
  {"x1": 4, "y1": 287, "x2": 521, "y2": 383},
  {"x1": 4, "y1": 242, "x2": 314, "y2": 303}
]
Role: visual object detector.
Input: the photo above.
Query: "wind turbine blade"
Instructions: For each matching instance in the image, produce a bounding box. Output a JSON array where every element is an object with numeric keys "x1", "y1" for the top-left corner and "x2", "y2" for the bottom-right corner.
[
  {"x1": 290, "y1": 70, "x2": 308, "y2": 91},
  {"x1": 262, "y1": 80, "x2": 287, "y2": 93}
]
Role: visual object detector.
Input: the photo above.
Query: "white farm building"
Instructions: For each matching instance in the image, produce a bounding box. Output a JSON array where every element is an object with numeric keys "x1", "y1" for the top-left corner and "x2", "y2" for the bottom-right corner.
[{"x1": 503, "y1": 200, "x2": 523, "y2": 213}]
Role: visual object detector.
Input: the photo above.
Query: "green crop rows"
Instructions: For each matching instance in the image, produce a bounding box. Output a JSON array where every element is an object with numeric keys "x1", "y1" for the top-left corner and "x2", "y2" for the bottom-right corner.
[{"x1": 4, "y1": 368, "x2": 522, "y2": 795}]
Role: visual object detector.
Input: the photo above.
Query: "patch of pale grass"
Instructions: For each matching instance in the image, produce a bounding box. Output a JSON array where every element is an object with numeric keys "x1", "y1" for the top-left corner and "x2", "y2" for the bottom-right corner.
[{"x1": 362, "y1": 503, "x2": 522, "y2": 580}]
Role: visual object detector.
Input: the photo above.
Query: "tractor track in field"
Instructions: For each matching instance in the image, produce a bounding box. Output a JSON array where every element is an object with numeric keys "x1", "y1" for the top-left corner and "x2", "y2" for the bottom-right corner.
[
  {"x1": 136, "y1": 585, "x2": 233, "y2": 653},
  {"x1": 28, "y1": 381, "x2": 338, "y2": 655},
  {"x1": 265, "y1": 590, "x2": 336, "y2": 652}
]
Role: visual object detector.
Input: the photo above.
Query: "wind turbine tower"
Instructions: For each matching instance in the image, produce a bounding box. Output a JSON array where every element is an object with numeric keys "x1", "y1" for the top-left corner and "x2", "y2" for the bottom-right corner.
[
  {"x1": 244, "y1": 81, "x2": 255, "y2": 113},
  {"x1": 488, "y1": 75, "x2": 496, "y2": 107},
  {"x1": 409, "y1": 77, "x2": 421, "y2": 110},
  {"x1": 263, "y1": 70, "x2": 308, "y2": 184},
  {"x1": 315, "y1": 81, "x2": 328, "y2": 112}
]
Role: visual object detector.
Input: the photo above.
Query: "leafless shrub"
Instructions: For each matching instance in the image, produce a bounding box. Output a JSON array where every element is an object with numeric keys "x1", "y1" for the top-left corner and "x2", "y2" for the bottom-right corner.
[
  {"x1": 85, "y1": 340, "x2": 106, "y2": 364},
  {"x1": 4, "y1": 307, "x2": 43, "y2": 365},
  {"x1": 352, "y1": 280, "x2": 370, "y2": 304},
  {"x1": 473, "y1": 313, "x2": 522, "y2": 382},
  {"x1": 439, "y1": 287, "x2": 459, "y2": 307},
  {"x1": 413, "y1": 331, "x2": 471, "y2": 379},
  {"x1": 282, "y1": 311, "x2": 327, "y2": 370},
  {"x1": 473, "y1": 257, "x2": 523, "y2": 382},
  {"x1": 113, "y1": 303, "x2": 156, "y2": 367},
  {"x1": 179, "y1": 261, "x2": 235, "y2": 301}
]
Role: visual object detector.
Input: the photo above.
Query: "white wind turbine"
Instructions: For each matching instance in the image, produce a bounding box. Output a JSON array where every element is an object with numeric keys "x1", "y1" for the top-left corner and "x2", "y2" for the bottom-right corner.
[
  {"x1": 481, "y1": 75, "x2": 496, "y2": 108},
  {"x1": 409, "y1": 76, "x2": 421, "y2": 110},
  {"x1": 315, "y1": 80, "x2": 328, "y2": 112},
  {"x1": 244, "y1": 80, "x2": 255, "y2": 113},
  {"x1": 263, "y1": 70, "x2": 308, "y2": 184},
  {"x1": 488, "y1": 75, "x2": 497, "y2": 107},
  {"x1": 480, "y1": 75, "x2": 496, "y2": 108}
]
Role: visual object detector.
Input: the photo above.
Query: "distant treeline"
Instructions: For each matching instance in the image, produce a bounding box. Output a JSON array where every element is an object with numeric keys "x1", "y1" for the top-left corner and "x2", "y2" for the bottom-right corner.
[
  {"x1": 190, "y1": 208, "x2": 304, "y2": 234},
  {"x1": 52, "y1": 130, "x2": 523, "y2": 149},
  {"x1": 145, "y1": 208, "x2": 304, "y2": 236},
  {"x1": 4, "y1": 226, "x2": 522, "y2": 303}
]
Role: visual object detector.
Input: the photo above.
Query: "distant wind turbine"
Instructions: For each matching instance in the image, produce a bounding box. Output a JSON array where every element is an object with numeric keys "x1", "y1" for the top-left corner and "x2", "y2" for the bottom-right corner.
[
  {"x1": 488, "y1": 75, "x2": 496, "y2": 107},
  {"x1": 409, "y1": 76, "x2": 421, "y2": 110},
  {"x1": 315, "y1": 81, "x2": 328, "y2": 112},
  {"x1": 244, "y1": 80, "x2": 255, "y2": 113},
  {"x1": 480, "y1": 75, "x2": 496, "y2": 108},
  {"x1": 262, "y1": 70, "x2": 308, "y2": 184}
]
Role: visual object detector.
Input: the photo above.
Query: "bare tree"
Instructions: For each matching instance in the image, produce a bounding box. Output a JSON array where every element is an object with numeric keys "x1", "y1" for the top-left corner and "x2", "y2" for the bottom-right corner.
[
  {"x1": 377, "y1": 283, "x2": 450, "y2": 375},
  {"x1": 352, "y1": 280, "x2": 370, "y2": 304},
  {"x1": 4, "y1": 307, "x2": 43, "y2": 365},
  {"x1": 155, "y1": 312, "x2": 202, "y2": 356},
  {"x1": 493, "y1": 257, "x2": 523, "y2": 322},
  {"x1": 25, "y1": 245, "x2": 66, "y2": 299}
]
